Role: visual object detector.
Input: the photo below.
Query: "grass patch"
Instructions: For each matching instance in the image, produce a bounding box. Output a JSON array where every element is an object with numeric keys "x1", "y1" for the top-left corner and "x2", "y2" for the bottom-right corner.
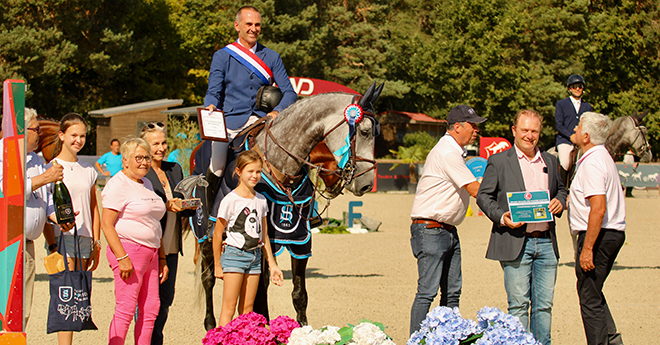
[{"x1": 319, "y1": 225, "x2": 350, "y2": 234}]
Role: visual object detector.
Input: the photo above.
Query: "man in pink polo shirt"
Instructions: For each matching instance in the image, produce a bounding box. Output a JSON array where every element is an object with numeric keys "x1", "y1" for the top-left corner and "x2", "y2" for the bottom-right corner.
[{"x1": 477, "y1": 109, "x2": 567, "y2": 345}]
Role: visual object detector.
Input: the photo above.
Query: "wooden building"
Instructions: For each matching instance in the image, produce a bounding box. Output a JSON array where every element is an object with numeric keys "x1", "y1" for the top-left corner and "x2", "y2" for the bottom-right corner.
[
  {"x1": 89, "y1": 99, "x2": 183, "y2": 155},
  {"x1": 375, "y1": 111, "x2": 446, "y2": 158}
]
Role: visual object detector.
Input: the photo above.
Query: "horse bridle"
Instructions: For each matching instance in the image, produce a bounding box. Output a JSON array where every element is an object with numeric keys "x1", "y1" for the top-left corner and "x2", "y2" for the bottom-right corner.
[
  {"x1": 257, "y1": 95, "x2": 379, "y2": 214},
  {"x1": 315, "y1": 96, "x2": 379, "y2": 184},
  {"x1": 628, "y1": 115, "x2": 650, "y2": 156}
]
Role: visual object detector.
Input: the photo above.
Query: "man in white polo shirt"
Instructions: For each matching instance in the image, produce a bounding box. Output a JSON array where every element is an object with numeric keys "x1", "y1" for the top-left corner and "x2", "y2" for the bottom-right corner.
[
  {"x1": 409, "y1": 105, "x2": 485, "y2": 334},
  {"x1": 569, "y1": 112, "x2": 625, "y2": 345}
]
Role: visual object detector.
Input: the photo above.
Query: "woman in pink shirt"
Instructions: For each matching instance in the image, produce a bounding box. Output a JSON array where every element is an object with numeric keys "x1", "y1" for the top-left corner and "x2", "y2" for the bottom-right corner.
[{"x1": 101, "y1": 138, "x2": 167, "y2": 345}]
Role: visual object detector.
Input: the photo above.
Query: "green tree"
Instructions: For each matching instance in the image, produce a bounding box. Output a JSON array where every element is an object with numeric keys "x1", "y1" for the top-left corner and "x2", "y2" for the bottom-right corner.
[{"x1": 1, "y1": 0, "x2": 187, "y2": 118}]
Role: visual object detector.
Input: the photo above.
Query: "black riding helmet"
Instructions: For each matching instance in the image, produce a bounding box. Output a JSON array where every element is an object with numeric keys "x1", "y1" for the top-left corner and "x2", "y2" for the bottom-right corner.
[
  {"x1": 256, "y1": 85, "x2": 283, "y2": 113},
  {"x1": 567, "y1": 74, "x2": 585, "y2": 89}
]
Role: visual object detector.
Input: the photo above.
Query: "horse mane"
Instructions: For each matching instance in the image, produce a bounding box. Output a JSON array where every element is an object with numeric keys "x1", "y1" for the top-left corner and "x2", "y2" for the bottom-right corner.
[
  {"x1": 606, "y1": 117, "x2": 626, "y2": 145},
  {"x1": 278, "y1": 92, "x2": 353, "y2": 117}
]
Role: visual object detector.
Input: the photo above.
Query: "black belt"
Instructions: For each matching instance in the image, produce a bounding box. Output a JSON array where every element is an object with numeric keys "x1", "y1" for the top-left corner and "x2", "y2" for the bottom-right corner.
[
  {"x1": 525, "y1": 231, "x2": 550, "y2": 238},
  {"x1": 412, "y1": 219, "x2": 455, "y2": 230}
]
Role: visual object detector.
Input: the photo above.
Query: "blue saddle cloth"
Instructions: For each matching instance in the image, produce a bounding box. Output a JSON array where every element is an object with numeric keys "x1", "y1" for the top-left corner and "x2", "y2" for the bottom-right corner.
[
  {"x1": 256, "y1": 170, "x2": 315, "y2": 245},
  {"x1": 191, "y1": 141, "x2": 316, "y2": 247}
]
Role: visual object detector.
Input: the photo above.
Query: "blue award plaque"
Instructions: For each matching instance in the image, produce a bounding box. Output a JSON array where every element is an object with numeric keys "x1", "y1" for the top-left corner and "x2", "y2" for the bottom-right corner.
[{"x1": 506, "y1": 190, "x2": 553, "y2": 223}]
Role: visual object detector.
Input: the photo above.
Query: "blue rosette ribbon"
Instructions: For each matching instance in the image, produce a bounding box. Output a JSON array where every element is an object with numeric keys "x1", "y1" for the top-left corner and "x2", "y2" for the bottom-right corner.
[{"x1": 333, "y1": 134, "x2": 351, "y2": 169}]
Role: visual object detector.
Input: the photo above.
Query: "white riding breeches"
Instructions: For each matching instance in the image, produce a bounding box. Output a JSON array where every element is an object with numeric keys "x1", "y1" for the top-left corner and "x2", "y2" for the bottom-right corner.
[
  {"x1": 557, "y1": 143, "x2": 573, "y2": 171},
  {"x1": 210, "y1": 115, "x2": 260, "y2": 177}
]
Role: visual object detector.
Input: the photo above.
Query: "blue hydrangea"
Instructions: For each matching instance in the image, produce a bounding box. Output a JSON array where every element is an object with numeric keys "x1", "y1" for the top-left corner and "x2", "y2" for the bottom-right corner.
[
  {"x1": 425, "y1": 329, "x2": 460, "y2": 345},
  {"x1": 408, "y1": 306, "x2": 541, "y2": 345},
  {"x1": 407, "y1": 329, "x2": 426, "y2": 345},
  {"x1": 477, "y1": 307, "x2": 527, "y2": 334}
]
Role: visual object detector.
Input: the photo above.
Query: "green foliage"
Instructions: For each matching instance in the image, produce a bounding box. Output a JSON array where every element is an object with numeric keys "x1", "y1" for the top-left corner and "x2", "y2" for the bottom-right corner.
[
  {"x1": 389, "y1": 145, "x2": 429, "y2": 165},
  {"x1": 167, "y1": 115, "x2": 200, "y2": 176},
  {"x1": 390, "y1": 132, "x2": 438, "y2": 165},
  {"x1": 2, "y1": 0, "x2": 660, "y2": 157},
  {"x1": 318, "y1": 225, "x2": 349, "y2": 234},
  {"x1": 403, "y1": 131, "x2": 438, "y2": 151}
]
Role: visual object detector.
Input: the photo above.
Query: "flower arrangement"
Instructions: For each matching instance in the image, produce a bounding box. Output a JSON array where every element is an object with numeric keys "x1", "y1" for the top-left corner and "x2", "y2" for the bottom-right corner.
[
  {"x1": 288, "y1": 319, "x2": 395, "y2": 345},
  {"x1": 407, "y1": 307, "x2": 541, "y2": 345},
  {"x1": 202, "y1": 312, "x2": 300, "y2": 345}
]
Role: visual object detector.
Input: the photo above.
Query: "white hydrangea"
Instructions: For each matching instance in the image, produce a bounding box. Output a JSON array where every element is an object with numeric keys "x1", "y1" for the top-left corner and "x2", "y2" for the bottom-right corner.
[
  {"x1": 349, "y1": 322, "x2": 389, "y2": 345},
  {"x1": 288, "y1": 326, "x2": 319, "y2": 345},
  {"x1": 288, "y1": 325, "x2": 342, "y2": 345},
  {"x1": 318, "y1": 325, "x2": 342, "y2": 344}
]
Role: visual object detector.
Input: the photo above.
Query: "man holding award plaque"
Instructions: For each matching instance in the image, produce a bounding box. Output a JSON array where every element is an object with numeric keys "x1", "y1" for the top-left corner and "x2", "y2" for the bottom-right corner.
[
  {"x1": 203, "y1": 5, "x2": 297, "y2": 178},
  {"x1": 477, "y1": 109, "x2": 567, "y2": 345}
]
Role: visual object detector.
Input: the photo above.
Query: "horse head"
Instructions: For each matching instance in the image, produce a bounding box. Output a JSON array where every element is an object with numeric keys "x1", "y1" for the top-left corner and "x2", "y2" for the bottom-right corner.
[
  {"x1": 254, "y1": 82, "x2": 384, "y2": 197},
  {"x1": 308, "y1": 141, "x2": 342, "y2": 197},
  {"x1": 36, "y1": 119, "x2": 60, "y2": 163},
  {"x1": 606, "y1": 110, "x2": 652, "y2": 162}
]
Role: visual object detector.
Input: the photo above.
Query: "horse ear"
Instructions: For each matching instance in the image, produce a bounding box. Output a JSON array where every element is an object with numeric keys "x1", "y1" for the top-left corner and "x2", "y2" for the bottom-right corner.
[
  {"x1": 640, "y1": 109, "x2": 650, "y2": 120},
  {"x1": 359, "y1": 82, "x2": 377, "y2": 109},
  {"x1": 632, "y1": 110, "x2": 638, "y2": 118},
  {"x1": 371, "y1": 83, "x2": 385, "y2": 103}
]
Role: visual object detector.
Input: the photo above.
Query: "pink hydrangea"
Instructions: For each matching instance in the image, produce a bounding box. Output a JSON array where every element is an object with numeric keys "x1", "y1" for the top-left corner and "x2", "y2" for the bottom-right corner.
[
  {"x1": 269, "y1": 316, "x2": 301, "y2": 343},
  {"x1": 202, "y1": 312, "x2": 278, "y2": 345}
]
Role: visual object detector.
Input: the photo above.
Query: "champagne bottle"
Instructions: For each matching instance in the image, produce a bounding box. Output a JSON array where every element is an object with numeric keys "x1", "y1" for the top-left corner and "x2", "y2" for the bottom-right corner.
[{"x1": 52, "y1": 161, "x2": 76, "y2": 224}]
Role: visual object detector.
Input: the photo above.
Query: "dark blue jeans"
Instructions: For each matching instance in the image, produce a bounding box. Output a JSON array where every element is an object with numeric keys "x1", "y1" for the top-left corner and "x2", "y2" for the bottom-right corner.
[
  {"x1": 409, "y1": 223, "x2": 461, "y2": 334},
  {"x1": 151, "y1": 253, "x2": 178, "y2": 345}
]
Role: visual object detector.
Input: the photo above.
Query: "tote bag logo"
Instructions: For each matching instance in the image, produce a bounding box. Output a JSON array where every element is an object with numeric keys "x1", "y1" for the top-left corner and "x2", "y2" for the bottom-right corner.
[{"x1": 59, "y1": 286, "x2": 73, "y2": 302}]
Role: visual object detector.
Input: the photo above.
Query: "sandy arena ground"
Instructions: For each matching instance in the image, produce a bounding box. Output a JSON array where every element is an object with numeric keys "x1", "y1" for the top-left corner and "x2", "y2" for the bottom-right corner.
[{"x1": 25, "y1": 189, "x2": 660, "y2": 344}]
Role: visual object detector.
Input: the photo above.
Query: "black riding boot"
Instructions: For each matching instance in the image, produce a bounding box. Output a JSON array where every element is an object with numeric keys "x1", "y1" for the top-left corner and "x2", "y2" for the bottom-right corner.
[
  {"x1": 560, "y1": 166, "x2": 568, "y2": 187},
  {"x1": 205, "y1": 168, "x2": 223, "y2": 237}
]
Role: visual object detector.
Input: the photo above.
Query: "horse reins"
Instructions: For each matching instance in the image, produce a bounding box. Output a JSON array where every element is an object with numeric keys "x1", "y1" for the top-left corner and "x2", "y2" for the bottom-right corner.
[
  {"x1": 627, "y1": 116, "x2": 650, "y2": 156},
  {"x1": 255, "y1": 96, "x2": 379, "y2": 219}
]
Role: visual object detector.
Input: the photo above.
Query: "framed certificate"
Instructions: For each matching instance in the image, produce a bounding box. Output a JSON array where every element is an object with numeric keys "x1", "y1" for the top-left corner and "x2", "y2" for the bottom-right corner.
[
  {"x1": 197, "y1": 108, "x2": 229, "y2": 142},
  {"x1": 506, "y1": 190, "x2": 553, "y2": 223}
]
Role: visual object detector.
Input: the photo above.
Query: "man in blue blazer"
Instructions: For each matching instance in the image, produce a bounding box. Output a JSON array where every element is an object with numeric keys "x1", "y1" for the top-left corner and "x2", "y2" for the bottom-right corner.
[
  {"x1": 477, "y1": 109, "x2": 567, "y2": 345},
  {"x1": 555, "y1": 74, "x2": 593, "y2": 172},
  {"x1": 204, "y1": 6, "x2": 297, "y2": 177}
]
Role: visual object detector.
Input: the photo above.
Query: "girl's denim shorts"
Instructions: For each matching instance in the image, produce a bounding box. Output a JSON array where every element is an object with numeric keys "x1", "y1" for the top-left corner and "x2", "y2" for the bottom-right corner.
[
  {"x1": 221, "y1": 245, "x2": 262, "y2": 274},
  {"x1": 56, "y1": 235, "x2": 93, "y2": 259}
]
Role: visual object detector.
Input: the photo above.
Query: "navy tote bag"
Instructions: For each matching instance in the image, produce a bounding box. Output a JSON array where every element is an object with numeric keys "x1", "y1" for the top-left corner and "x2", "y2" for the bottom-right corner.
[{"x1": 46, "y1": 229, "x2": 97, "y2": 333}]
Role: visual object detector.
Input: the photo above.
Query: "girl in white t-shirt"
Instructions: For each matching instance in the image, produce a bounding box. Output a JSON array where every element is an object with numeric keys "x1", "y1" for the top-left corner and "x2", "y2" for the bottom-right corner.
[
  {"x1": 212, "y1": 150, "x2": 283, "y2": 326},
  {"x1": 47, "y1": 113, "x2": 101, "y2": 345}
]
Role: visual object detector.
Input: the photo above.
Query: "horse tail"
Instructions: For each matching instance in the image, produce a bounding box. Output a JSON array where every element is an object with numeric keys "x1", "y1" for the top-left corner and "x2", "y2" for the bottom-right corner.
[{"x1": 193, "y1": 246, "x2": 206, "y2": 309}]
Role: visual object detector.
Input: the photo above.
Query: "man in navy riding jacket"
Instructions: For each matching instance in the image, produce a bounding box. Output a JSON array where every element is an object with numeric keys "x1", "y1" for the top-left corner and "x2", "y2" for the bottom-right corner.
[
  {"x1": 204, "y1": 6, "x2": 297, "y2": 177},
  {"x1": 555, "y1": 74, "x2": 593, "y2": 173}
]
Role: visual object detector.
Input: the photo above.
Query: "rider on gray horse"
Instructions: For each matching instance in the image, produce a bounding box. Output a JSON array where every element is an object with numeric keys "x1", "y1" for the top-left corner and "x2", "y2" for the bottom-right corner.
[{"x1": 555, "y1": 74, "x2": 594, "y2": 182}]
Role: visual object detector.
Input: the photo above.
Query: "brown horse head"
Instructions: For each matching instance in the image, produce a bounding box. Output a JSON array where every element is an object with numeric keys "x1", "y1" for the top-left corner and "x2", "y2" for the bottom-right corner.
[
  {"x1": 308, "y1": 141, "x2": 342, "y2": 196},
  {"x1": 36, "y1": 119, "x2": 60, "y2": 163}
]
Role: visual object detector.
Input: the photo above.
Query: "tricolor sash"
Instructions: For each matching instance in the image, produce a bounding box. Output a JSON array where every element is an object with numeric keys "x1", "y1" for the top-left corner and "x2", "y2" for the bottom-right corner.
[{"x1": 222, "y1": 42, "x2": 274, "y2": 85}]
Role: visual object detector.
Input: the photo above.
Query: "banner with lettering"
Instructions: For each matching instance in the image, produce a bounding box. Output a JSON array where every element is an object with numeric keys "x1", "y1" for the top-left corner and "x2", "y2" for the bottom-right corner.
[{"x1": 288, "y1": 77, "x2": 358, "y2": 96}]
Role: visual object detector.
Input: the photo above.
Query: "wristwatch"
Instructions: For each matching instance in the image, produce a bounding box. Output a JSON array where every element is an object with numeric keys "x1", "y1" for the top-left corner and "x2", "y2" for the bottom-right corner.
[{"x1": 48, "y1": 243, "x2": 58, "y2": 252}]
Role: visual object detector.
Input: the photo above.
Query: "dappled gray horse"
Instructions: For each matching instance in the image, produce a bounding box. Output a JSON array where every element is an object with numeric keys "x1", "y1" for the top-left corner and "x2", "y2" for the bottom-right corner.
[
  {"x1": 199, "y1": 83, "x2": 384, "y2": 330},
  {"x1": 549, "y1": 109, "x2": 653, "y2": 186},
  {"x1": 605, "y1": 110, "x2": 652, "y2": 162}
]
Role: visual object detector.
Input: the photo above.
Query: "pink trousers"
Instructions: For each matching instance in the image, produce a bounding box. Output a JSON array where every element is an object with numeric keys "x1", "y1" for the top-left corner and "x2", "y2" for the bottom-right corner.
[{"x1": 107, "y1": 242, "x2": 160, "y2": 345}]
